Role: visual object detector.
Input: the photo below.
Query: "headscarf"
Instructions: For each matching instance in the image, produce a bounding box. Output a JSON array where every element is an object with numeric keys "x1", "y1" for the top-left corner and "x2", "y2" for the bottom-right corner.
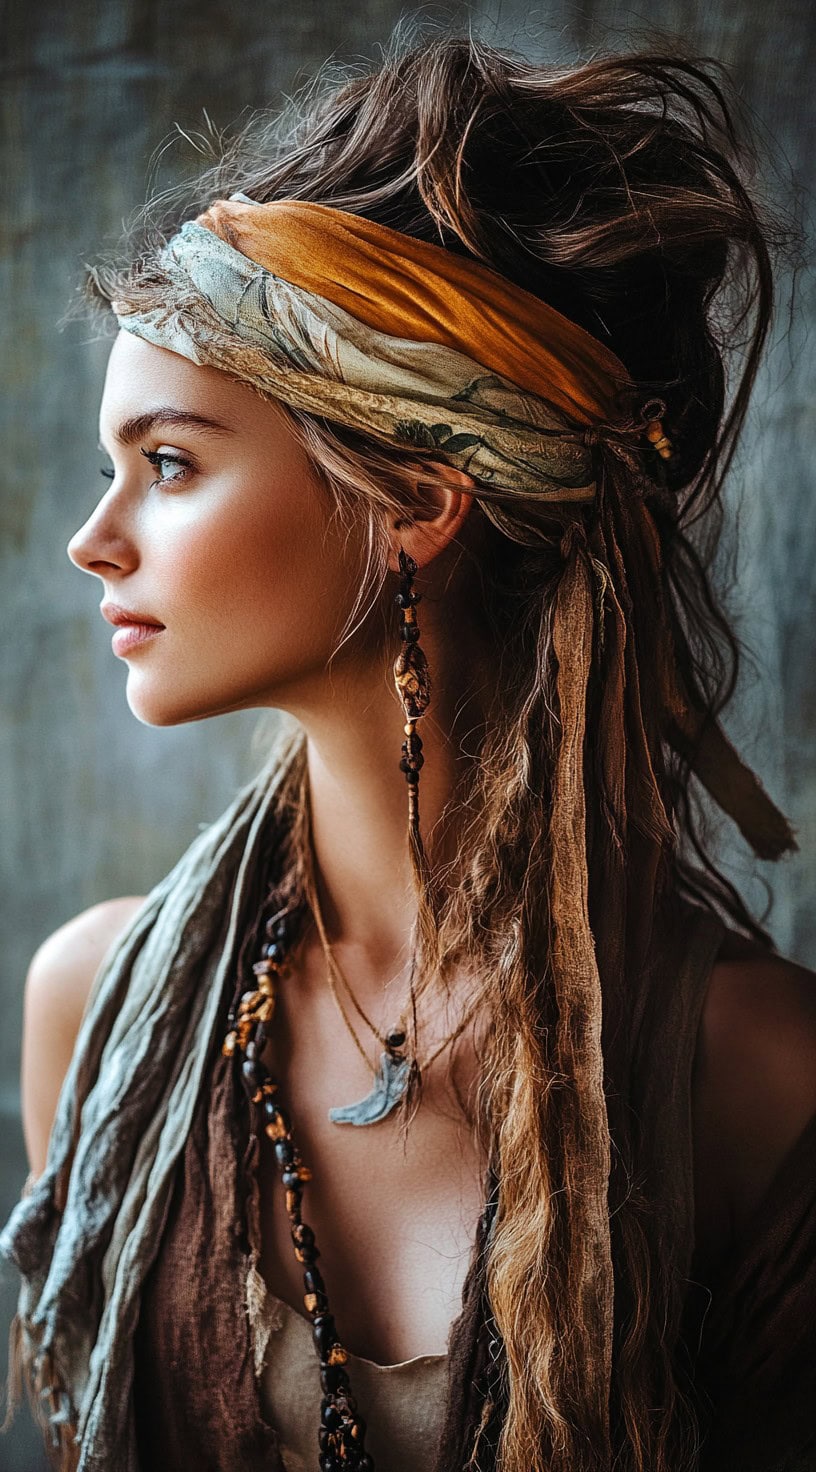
[{"x1": 0, "y1": 195, "x2": 797, "y2": 1469}]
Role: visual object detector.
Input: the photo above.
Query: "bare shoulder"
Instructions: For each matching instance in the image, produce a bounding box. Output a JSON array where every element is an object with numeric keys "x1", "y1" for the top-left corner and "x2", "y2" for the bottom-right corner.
[
  {"x1": 692, "y1": 926, "x2": 816, "y2": 1266},
  {"x1": 21, "y1": 896, "x2": 147, "y2": 1177}
]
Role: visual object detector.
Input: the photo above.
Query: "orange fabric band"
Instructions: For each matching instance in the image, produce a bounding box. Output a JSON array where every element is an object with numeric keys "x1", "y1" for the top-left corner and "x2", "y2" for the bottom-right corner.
[{"x1": 196, "y1": 197, "x2": 636, "y2": 426}]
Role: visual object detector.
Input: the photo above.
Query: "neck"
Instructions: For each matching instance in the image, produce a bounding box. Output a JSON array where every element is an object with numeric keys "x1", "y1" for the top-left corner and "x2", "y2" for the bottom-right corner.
[{"x1": 283, "y1": 606, "x2": 489, "y2": 1000}]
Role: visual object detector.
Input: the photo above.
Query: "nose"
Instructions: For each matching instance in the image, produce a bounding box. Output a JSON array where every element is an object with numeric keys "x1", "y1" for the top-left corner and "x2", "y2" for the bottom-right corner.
[{"x1": 66, "y1": 499, "x2": 135, "y2": 578}]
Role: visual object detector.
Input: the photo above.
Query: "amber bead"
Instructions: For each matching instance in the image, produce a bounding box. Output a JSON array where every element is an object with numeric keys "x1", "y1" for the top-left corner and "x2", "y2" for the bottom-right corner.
[{"x1": 263, "y1": 1099, "x2": 289, "y2": 1129}]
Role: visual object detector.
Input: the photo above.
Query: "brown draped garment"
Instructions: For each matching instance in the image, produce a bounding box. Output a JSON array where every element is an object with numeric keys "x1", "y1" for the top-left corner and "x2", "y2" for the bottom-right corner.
[{"x1": 130, "y1": 897, "x2": 816, "y2": 1471}]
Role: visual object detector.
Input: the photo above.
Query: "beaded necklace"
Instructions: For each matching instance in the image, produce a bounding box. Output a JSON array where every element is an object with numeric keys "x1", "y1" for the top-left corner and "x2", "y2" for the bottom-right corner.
[{"x1": 223, "y1": 897, "x2": 375, "y2": 1470}]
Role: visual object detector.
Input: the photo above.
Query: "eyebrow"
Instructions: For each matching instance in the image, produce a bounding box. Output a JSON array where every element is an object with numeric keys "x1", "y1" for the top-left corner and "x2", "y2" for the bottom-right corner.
[{"x1": 98, "y1": 408, "x2": 236, "y2": 452}]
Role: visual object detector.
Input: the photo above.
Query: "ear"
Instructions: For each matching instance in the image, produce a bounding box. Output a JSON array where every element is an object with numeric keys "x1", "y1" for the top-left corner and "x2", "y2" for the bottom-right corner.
[{"x1": 386, "y1": 459, "x2": 476, "y2": 573}]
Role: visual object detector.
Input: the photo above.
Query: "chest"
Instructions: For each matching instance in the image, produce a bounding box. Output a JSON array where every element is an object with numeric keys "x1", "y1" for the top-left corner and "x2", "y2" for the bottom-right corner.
[{"x1": 254, "y1": 965, "x2": 488, "y2": 1366}]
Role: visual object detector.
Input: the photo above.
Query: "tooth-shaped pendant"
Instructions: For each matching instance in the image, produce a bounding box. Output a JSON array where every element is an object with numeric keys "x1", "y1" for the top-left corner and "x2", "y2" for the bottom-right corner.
[{"x1": 328, "y1": 1051, "x2": 411, "y2": 1126}]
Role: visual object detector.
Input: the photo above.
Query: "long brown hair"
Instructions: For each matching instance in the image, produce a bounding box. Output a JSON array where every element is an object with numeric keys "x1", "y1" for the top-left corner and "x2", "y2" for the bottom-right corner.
[{"x1": 84, "y1": 20, "x2": 801, "y2": 1471}]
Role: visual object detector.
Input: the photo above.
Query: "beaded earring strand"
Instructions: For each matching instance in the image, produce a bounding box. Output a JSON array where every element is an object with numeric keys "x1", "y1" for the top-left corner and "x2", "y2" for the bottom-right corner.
[
  {"x1": 223, "y1": 902, "x2": 375, "y2": 1472},
  {"x1": 392, "y1": 546, "x2": 431, "y2": 847},
  {"x1": 390, "y1": 545, "x2": 432, "y2": 1120}
]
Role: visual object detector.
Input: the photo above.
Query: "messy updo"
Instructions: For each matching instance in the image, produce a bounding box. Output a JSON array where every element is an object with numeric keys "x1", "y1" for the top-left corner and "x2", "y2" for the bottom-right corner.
[{"x1": 83, "y1": 20, "x2": 799, "y2": 1472}]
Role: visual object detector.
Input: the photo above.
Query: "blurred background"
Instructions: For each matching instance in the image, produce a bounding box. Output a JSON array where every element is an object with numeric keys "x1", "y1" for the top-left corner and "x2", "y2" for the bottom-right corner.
[{"x1": 1, "y1": 1, "x2": 813, "y2": 1465}]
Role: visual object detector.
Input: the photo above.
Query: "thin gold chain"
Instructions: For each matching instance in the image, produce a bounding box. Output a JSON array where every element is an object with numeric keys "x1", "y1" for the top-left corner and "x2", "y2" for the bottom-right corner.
[{"x1": 308, "y1": 872, "x2": 405, "y2": 1044}]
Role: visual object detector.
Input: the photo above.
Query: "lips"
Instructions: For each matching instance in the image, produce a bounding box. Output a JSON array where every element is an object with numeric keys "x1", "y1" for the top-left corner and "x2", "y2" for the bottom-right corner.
[{"x1": 100, "y1": 601, "x2": 165, "y2": 629}]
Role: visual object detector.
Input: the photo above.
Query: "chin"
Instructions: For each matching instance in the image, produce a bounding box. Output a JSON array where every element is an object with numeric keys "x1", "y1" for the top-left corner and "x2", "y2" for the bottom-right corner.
[
  {"x1": 125, "y1": 679, "x2": 261, "y2": 728},
  {"x1": 129, "y1": 701, "x2": 207, "y2": 728}
]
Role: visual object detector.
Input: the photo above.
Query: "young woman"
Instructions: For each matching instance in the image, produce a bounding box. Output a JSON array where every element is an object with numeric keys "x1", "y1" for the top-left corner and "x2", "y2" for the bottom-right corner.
[{"x1": 3, "y1": 28, "x2": 815, "y2": 1472}]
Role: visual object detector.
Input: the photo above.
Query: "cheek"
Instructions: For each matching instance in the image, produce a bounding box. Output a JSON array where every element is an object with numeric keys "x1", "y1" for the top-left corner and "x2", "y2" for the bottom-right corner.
[{"x1": 149, "y1": 474, "x2": 361, "y2": 679}]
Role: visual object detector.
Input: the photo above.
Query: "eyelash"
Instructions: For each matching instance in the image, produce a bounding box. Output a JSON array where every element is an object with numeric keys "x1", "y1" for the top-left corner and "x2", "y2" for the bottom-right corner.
[{"x1": 99, "y1": 448, "x2": 193, "y2": 488}]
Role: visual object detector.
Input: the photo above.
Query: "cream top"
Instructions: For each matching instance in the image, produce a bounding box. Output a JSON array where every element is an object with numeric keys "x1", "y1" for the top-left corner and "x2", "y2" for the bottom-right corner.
[{"x1": 255, "y1": 1286, "x2": 449, "y2": 1471}]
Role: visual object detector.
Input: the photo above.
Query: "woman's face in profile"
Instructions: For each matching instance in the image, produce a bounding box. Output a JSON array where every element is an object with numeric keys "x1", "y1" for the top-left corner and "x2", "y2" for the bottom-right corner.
[{"x1": 68, "y1": 331, "x2": 367, "y2": 727}]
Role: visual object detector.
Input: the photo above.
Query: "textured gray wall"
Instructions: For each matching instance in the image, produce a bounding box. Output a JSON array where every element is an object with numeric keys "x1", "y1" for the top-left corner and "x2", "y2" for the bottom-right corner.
[{"x1": 1, "y1": 2, "x2": 813, "y2": 1466}]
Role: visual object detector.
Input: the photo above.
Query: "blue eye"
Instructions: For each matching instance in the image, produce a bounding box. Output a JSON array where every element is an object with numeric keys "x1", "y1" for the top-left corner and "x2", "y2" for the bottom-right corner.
[{"x1": 140, "y1": 448, "x2": 192, "y2": 485}]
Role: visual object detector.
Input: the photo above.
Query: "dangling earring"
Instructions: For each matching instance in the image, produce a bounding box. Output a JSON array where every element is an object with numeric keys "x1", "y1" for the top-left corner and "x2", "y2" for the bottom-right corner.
[{"x1": 393, "y1": 547, "x2": 431, "y2": 851}]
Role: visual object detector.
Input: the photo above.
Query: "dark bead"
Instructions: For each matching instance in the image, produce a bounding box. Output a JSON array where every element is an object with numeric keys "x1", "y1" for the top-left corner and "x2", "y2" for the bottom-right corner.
[
  {"x1": 312, "y1": 1314, "x2": 338, "y2": 1357},
  {"x1": 405, "y1": 769, "x2": 420, "y2": 784},
  {"x1": 241, "y1": 1058, "x2": 262, "y2": 1092},
  {"x1": 401, "y1": 623, "x2": 421, "y2": 642},
  {"x1": 254, "y1": 1022, "x2": 267, "y2": 1050},
  {"x1": 358, "y1": 1455, "x2": 374, "y2": 1471},
  {"x1": 319, "y1": 1455, "x2": 339, "y2": 1472},
  {"x1": 274, "y1": 1139, "x2": 294, "y2": 1168},
  {"x1": 399, "y1": 756, "x2": 410, "y2": 773},
  {"x1": 385, "y1": 1029, "x2": 406, "y2": 1049},
  {"x1": 320, "y1": 1364, "x2": 347, "y2": 1395},
  {"x1": 282, "y1": 1167, "x2": 304, "y2": 1191},
  {"x1": 322, "y1": 1403, "x2": 342, "y2": 1431},
  {"x1": 304, "y1": 1265, "x2": 326, "y2": 1296},
  {"x1": 293, "y1": 1222, "x2": 315, "y2": 1249}
]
